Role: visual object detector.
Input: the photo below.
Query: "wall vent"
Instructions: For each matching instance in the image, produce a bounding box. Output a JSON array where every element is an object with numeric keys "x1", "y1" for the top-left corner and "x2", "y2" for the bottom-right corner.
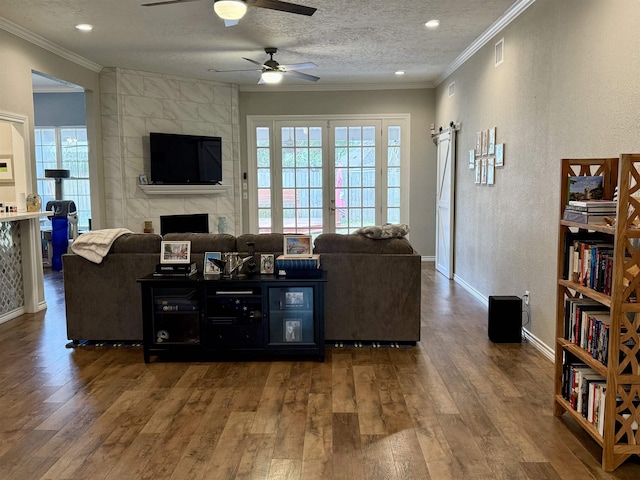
[
  {"x1": 448, "y1": 81, "x2": 455, "y2": 97},
  {"x1": 495, "y1": 38, "x2": 504, "y2": 67}
]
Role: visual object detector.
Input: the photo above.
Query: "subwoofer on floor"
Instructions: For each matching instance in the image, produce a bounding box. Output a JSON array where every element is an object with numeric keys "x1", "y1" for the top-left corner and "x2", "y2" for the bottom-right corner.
[{"x1": 488, "y1": 295, "x2": 522, "y2": 343}]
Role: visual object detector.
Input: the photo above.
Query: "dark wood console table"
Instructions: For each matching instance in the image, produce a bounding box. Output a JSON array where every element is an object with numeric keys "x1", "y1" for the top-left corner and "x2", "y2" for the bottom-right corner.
[{"x1": 138, "y1": 272, "x2": 326, "y2": 363}]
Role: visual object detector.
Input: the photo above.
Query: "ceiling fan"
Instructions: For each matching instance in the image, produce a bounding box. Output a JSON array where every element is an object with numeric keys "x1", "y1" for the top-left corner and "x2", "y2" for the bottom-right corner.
[
  {"x1": 212, "y1": 47, "x2": 319, "y2": 84},
  {"x1": 141, "y1": 0, "x2": 317, "y2": 27}
]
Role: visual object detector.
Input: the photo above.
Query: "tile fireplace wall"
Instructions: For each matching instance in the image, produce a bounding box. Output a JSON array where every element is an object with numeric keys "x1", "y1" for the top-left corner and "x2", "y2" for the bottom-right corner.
[{"x1": 100, "y1": 67, "x2": 241, "y2": 235}]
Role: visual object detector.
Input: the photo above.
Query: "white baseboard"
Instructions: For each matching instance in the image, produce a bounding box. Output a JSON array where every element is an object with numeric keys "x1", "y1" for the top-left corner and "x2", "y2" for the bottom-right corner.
[
  {"x1": 453, "y1": 273, "x2": 488, "y2": 306},
  {"x1": 522, "y1": 328, "x2": 554, "y2": 361},
  {"x1": 0, "y1": 307, "x2": 25, "y2": 326},
  {"x1": 421, "y1": 256, "x2": 435, "y2": 262},
  {"x1": 452, "y1": 274, "x2": 554, "y2": 362}
]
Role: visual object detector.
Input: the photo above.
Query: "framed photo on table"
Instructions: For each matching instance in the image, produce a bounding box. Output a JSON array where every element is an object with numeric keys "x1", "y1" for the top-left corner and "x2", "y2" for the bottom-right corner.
[
  {"x1": 204, "y1": 251, "x2": 222, "y2": 274},
  {"x1": 284, "y1": 319, "x2": 302, "y2": 342},
  {"x1": 260, "y1": 254, "x2": 275, "y2": 274},
  {"x1": 160, "y1": 241, "x2": 191, "y2": 264},
  {"x1": 283, "y1": 235, "x2": 313, "y2": 257}
]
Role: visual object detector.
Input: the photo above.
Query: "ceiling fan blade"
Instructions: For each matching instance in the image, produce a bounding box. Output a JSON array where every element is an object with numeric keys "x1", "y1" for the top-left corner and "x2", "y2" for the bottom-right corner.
[
  {"x1": 243, "y1": 57, "x2": 268, "y2": 68},
  {"x1": 223, "y1": 19, "x2": 239, "y2": 27},
  {"x1": 279, "y1": 62, "x2": 317, "y2": 70},
  {"x1": 250, "y1": 0, "x2": 317, "y2": 16},
  {"x1": 258, "y1": 76, "x2": 266, "y2": 85},
  {"x1": 210, "y1": 68, "x2": 261, "y2": 73},
  {"x1": 141, "y1": 0, "x2": 201, "y2": 6},
  {"x1": 285, "y1": 70, "x2": 320, "y2": 82}
]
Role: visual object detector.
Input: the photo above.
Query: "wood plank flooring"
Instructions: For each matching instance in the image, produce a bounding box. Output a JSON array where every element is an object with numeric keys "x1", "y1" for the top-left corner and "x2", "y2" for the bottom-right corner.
[{"x1": 1, "y1": 264, "x2": 639, "y2": 479}]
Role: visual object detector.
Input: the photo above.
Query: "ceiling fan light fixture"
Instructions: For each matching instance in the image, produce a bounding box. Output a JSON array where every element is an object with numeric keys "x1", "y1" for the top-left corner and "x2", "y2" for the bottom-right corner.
[
  {"x1": 261, "y1": 70, "x2": 283, "y2": 84},
  {"x1": 213, "y1": 0, "x2": 247, "y2": 20}
]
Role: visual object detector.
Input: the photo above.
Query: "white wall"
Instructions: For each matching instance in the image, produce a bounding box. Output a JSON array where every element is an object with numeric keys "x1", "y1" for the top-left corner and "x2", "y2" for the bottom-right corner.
[
  {"x1": 239, "y1": 88, "x2": 436, "y2": 256},
  {"x1": 0, "y1": 28, "x2": 101, "y2": 222},
  {"x1": 100, "y1": 67, "x2": 241, "y2": 234},
  {"x1": 435, "y1": 0, "x2": 640, "y2": 350}
]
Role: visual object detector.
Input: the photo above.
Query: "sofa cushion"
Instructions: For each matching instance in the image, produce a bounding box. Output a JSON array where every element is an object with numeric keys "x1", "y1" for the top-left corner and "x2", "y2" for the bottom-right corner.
[
  {"x1": 110, "y1": 233, "x2": 162, "y2": 254},
  {"x1": 313, "y1": 233, "x2": 415, "y2": 254},
  {"x1": 237, "y1": 233, "x2": 285, "y2": 254},
  {"x1": 163, "y1": 233, "x2": 236, "y2": 253}
]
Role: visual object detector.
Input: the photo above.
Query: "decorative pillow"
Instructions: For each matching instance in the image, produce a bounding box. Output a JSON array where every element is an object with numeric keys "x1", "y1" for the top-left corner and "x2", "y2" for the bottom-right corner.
[{"x1": 354, "y1": 223, "x2": 410, "y2": 239}]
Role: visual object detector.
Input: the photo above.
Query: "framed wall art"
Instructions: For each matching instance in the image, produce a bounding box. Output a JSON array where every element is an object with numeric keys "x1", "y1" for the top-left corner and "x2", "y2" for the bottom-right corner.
[{"x1": 0, "y1": 155, "x2": 14, "y2": 184}]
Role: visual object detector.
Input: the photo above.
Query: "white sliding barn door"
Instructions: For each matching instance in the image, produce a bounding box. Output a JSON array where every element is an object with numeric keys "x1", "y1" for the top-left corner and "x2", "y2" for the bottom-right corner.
[{"x1": 435, "y1": 128, "x2": 456, "y2": 279}]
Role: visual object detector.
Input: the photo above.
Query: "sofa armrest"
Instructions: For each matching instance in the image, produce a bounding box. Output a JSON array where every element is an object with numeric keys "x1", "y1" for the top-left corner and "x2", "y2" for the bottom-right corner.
[{"x1": 320, "y1": 253, "x2": 421, "y2": 342}]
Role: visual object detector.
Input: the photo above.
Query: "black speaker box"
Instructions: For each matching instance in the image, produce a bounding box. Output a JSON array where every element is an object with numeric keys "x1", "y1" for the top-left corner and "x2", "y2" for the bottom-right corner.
[{"x1": 488, "y1": 296, "x2": 522, "y2": 343}]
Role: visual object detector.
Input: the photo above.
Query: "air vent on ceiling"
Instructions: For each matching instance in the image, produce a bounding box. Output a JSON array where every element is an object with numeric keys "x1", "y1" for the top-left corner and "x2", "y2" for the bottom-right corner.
[
  {"x1": 495, "y1": 38, "x2": 504, "y2": 67},
  {"x1": 448, "y1": 81, "x2": 455, "y2": 97}
]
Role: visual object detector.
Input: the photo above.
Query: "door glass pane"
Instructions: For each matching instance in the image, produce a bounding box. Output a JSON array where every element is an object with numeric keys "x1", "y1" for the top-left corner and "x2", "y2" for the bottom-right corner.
[
  {"x1": 333, "y1": 125, "x2": 378, "y2": 233},
  {"x1": 387, "y1": 126, "x2": 403, "y2": 223},
  {"x1": 280, "y1": 125, "x2": 323, "y2": 236},
  {"x1": 256, "y1": 127, "x2": 272, "y2": 233}
]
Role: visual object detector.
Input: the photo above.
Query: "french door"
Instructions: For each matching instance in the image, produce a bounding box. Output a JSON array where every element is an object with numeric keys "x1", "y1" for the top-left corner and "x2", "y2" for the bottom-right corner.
[{"x1": 248, "y1": 116, "x2": 409, "y2": 236}]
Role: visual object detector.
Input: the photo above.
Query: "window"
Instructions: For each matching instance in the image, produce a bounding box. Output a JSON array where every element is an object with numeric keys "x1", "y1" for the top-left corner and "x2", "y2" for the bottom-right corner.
[
  {"x1": 35, "y1": 127, "x2": 91, "y2": 229},
  {"x1": 248, "y1": 115, "x2": 409, "y2": 236}
]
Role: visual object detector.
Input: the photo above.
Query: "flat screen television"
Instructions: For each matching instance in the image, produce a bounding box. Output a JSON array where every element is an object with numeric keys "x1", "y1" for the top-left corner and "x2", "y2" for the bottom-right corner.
[{"x1": 149, "y1": 132, "x2": 222, "y2": 184}]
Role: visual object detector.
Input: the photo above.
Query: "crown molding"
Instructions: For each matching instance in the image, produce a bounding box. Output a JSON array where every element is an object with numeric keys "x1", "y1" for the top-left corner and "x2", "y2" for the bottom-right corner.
[
  {"x1": 436, "y1": 0, "x2": 536, "y2": 86},
  {"x1": 239, "y1": 81, "x2": 433, "y2": 93},
  {"x1": 0, "y1": 16, "x2": 102, "y2": 73}
]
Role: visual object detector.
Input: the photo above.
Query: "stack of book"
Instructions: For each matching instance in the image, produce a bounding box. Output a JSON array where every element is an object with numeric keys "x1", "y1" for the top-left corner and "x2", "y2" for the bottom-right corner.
[
  {"x1": 154, "y1": 289, "x2": 199, "y2": 312},
  {"x1": 562, "y1": 200, "x2": 617, "y2": 224},
  {"x1": 275, "y1": 254, "x2": 321, "y2": 278},
  {"x1": 152, "y1": 262, "x2": 197, "y2": 277}
]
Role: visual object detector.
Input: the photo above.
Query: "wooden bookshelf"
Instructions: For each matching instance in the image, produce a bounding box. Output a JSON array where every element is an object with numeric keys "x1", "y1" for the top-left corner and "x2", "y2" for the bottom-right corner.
[{"x1": 555, "y1": 154, "x2": 640, "y2": 471}]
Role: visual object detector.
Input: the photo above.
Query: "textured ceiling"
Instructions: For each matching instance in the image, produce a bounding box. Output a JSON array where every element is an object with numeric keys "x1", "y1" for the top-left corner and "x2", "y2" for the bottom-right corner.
[{"x1": 1, "y1": 0, "x2": 519, "y2": 89}]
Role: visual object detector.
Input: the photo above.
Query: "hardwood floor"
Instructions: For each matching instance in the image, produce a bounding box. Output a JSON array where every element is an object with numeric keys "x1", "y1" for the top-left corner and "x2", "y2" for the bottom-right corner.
[{"x1": 1, "y1": 264, "x2": 639, "y2": 479}]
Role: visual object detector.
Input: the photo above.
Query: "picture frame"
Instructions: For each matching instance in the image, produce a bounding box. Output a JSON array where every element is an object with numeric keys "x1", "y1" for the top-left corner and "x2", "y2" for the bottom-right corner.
[
  {"x1": 487, "y1": 157, "x2": 495, "y2": 185},
  {"x1": 260, "y1": 253, "x2": 275, "y2": 274},
  {"x1": 204, "y1": 251, "x2": 222, "y2": 274},
  {"x1": 488, "y1": 127, "x2": 496, "y2": 155},
  {"x1": 283, "y1": 235, "x2": 313, "y2": 257},
  {"x1": 475, "y1": 132, "x2": 482, "y2": 156},
  {"x1": 475, "y1": 159, "x2": 482, "y2": 184},
  {"x1": 160, "y1": 240, "x2": 191, "y2": 264},
  {"x1": 481, "y1": 129, "x2": 489, "y2": 156},
  {"x1": 0, "y1": 155, "x2": 15, "y2": 184},
  {"x1": 481, "y1": 158, "x2": 488, "y2": 185},
  {"x1": 469, "y1": 149, "x2": 475, "y2": 170},
  {"x1": 285, "y1": 291, "x2": 305, "y2": 308},
  {"x1": 138, "y1": 173, "x2": 148, "y2": 185},
  {"x1": 495, "y1": 143, "x2": 505, "y2": 167},
  {"x1": 284, "y1": 319, "x2": 302, "y2": 342}
]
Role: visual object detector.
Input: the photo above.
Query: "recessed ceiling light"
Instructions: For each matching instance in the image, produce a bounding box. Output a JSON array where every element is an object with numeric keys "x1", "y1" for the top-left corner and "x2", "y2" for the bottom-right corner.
[
  {"x1": 425, "y1": 19, "x2": 440, "y2": 29},
  {"x1": 395, "y1": 71, "x2": 406, "y2": 76},
  {"x1": 75, "y1": 24, "x2": 93, "y2": 31}
]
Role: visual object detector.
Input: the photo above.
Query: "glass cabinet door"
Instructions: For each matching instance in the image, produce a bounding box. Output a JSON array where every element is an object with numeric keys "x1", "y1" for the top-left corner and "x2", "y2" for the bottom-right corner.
[
  {"x1": 267, "y1": 286, "x2": 315, "y2": 345},
  {"x1": 152, "y1": 287, "x2": 200, "y2": 345}
]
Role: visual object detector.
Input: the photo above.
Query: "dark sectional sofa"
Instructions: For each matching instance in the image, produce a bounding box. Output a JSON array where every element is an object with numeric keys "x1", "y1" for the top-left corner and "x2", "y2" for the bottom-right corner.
[{"x1": 62, "y1": 232, "x2": 421, "y2": 344}]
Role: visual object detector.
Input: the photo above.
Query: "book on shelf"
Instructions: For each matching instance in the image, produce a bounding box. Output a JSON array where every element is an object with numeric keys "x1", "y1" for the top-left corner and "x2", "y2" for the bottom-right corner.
[
  {"x1": 152, "y1": 270, "x2": 197, "y2": 278},
  {"x1": 562, "y1": 232, "x2": 607, "y2": 281},
  {"x1": 567, "y1": 176, "x2": 604, "y2": 203},
  {"x1": 562, "y1": 210, "x2": 614, "y2": 224},
  {"x1": 275, "y1": 254, "x2": 320, "y2": 270},
  {"x1": 568, "y1": 199, "x2": 617, "y2": 208},
  {"x1": 565, "y1": 204, "x2": 616, "y2": 213},
  {"x1": 156, "y1": 262, "x2": 197, "y2": 273}
]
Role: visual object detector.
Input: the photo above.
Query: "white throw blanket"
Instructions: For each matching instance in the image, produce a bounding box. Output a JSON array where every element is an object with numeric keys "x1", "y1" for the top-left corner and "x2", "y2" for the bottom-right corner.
[{"x1": 71, "y1": 228, "x2": 132, "y2": 264}]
